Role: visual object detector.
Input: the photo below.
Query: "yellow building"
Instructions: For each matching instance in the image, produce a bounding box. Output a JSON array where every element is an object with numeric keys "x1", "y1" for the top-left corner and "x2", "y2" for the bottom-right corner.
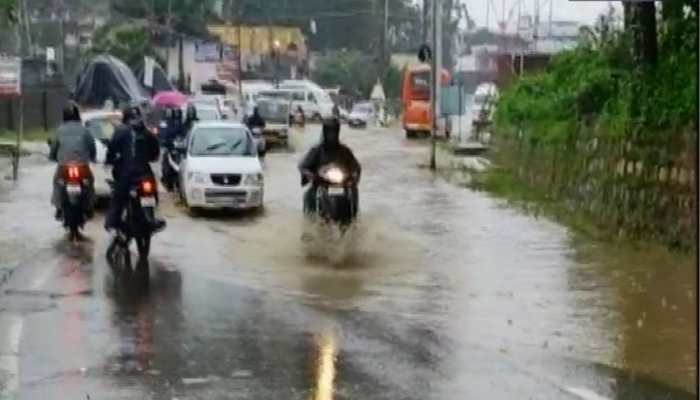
[{"x1": 208, "y1": 24, "x2": 307, "y2": 58}]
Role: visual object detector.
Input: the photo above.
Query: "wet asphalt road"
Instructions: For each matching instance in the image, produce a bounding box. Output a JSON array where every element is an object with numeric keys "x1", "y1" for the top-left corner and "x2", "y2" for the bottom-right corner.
[{"x1": 0, "y1": 126, "x2": 696, "y2": 400}]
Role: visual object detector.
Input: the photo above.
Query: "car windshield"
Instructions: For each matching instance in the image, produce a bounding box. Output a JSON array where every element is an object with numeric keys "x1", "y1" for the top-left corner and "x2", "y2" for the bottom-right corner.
[
  {"x1": 258, "y1": 91, "x2": 291, "y2": 100},
  {"x1": 410, "y1": 71, "x2": 431, "y2": 100},
  {"x1": 190, "y1": 127, "x2": 256, "y2": 157},
  {"x1": 85, "y1": 118, "x2": 115, "y2": 140},
  {"x1": 197, "y1": 108, "x2": 220, "y2": 121},
  {"x1": 257, "y1": 101, "x2": 289, "y2": 123},
  {"x1": 192, "y1": 98, "x2": 217, "y2": 107}
]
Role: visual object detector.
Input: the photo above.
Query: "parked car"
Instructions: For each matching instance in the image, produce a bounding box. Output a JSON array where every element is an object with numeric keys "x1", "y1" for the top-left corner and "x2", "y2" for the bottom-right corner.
[
  {"x1": 348, "y1": 102, "x2": 376, "y2": 128},
  {"x1": 278, "y1": 80, "x2": 335, "y2": 121},
  {"x1": 82, "y1": 110, "x2": 122, "y2": 199},
  {"x1": 194, "y1": 104, "x2": 222, "y2": 121},
  {"x1": 179, "y1": 121, "x2": 264, "y2": 211},
  {"x1": 191, "y1": 95, "x2": 225, "y2": 116}
]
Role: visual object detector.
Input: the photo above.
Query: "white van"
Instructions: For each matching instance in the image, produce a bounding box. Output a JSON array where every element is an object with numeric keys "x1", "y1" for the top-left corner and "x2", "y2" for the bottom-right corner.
[
  {"x1": 241, "y1": 80, "x2": 274, "y2": 107},
  {"x1": 278, "y1": 80, "x2": 335, "y2": 121}
]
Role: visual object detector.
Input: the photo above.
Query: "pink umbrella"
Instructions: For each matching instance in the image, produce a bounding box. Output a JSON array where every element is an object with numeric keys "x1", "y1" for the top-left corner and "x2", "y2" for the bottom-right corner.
[{"x1": 152, "y1": 91, "x2": 187, "y2": 108}]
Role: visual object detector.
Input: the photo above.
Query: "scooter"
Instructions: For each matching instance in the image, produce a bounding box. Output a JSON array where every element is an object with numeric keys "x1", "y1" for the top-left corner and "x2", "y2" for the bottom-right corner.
[
  {"x1": 57, "y1": 163, "x2": 92, "y2": 241},
  {"x1": 313, "y1": 163, "x2": 358, "y2": 228}
]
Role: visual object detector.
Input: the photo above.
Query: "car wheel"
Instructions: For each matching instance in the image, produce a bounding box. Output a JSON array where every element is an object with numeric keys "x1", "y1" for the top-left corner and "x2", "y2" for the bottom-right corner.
[{"x1": 406, "y1": 130, "x2": 416, "y2": 139}]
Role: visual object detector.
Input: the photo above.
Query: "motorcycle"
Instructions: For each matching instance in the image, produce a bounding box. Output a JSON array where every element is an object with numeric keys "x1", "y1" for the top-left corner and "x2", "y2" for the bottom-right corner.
[
  {"x1": 106, "y1": 175, "x2": 163, "y2": 276},
  {"x1": 313, "y1": 163, "x2": 358, "y2": 228},
  {"x1": 57, "y1": 163, "x2": 92, "y2": 241}
]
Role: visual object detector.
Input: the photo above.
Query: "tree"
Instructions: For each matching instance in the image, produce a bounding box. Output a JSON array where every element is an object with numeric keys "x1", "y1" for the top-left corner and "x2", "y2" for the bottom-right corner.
[
  {"x1": 312, "y1": 50, "x2": 401, "y2": 100},
  {"x1": 630, "y1": 2, "x2": 657, "y2": 66},
  {"x1": 220, "y1": 0, "x2": 421, "y2": 53},
  {"x1": 110, "y1": 0, "x2": 218, "y2": 37},
  {"x1": 91, "y1": 22, "x2": 165, "y2": 69},
  {"x1": 0, "y1": 0, "x2": 17, "y2": 27}
]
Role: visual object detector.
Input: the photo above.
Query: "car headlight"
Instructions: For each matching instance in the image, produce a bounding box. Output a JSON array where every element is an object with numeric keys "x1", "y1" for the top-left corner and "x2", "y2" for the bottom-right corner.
[
  {"x1": 243, "y1": 173, "x2": 264, "y2": 185},
  {"x1": 187, "y1": 171, "x2": 208, "y2": 183}
]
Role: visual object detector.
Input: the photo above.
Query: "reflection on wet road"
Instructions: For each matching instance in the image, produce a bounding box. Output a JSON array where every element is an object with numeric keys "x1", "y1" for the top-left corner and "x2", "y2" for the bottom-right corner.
[{"x1": 0, "y1": 126, "x2": 696, "y2": 399}]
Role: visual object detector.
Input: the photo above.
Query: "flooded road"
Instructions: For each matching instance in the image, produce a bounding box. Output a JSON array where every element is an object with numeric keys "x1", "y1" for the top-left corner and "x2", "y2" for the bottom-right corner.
[{"x1": 0, "y1": 126, "x2": 695, "y2": 399}]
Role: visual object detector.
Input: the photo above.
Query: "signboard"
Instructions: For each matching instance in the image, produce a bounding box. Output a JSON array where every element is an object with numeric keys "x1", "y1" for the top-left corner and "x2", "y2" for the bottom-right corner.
[
  {"x1": 195, "y1": 41, "x2": 237, "y2": 63},
  {"x1": 440, "y1": 85, "x2": 469, "y2": 116},
  {"x1": 195, "y1": 41, "x2": 221, "y2": 62},
  {"x1": 0, "y1": 57, "x2": 21, "y2": 98}
]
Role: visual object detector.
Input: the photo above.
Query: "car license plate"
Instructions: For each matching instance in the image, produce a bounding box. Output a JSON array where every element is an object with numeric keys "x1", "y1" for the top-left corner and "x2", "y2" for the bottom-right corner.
[
  {"x1": 66, "y1": 184, "x2": 81, "y2": 194},
  {"x1": 140, "y1": 197, "x2": 156, "y2": 207},
  {"x1": 328, "y1": 187, "x2": 344, "y2": 195}
]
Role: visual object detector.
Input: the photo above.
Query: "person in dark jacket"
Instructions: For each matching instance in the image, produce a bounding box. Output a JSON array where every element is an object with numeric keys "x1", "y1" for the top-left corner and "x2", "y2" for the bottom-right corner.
[
  {"x1": 50, "y1": 102, "x2": 97, "y2": 220},
  {"x1": 104, "y1": 105, "x2": 164, "y2": 232},
  {"x1": 183, "y1": 104, "x2": 199, "y2": 135},
  {"x1": 160, "y1": 107, "x2": 185, "y2": 191},
  {"x1": 298, "y1": 118, "x2": 361, "y2": 215},
  {"x1": 245, "y1": 106, "x2": 266, "y2": 131}
]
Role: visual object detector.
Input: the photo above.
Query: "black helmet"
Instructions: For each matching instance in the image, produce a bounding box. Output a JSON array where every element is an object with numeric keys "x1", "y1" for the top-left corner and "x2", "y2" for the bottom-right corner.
[
  {"x1": 62, "y1": 101, "x2": 81, "y2": 122},
  {"x1": 321, "y1": 117, "x2": 341, "y2": 147},
  {"x1": 122, "y1": 105, "x2": 142, "y2": 125},
  {"x1": 186, "y1": 104, "x2": 198, "y2": 121}
]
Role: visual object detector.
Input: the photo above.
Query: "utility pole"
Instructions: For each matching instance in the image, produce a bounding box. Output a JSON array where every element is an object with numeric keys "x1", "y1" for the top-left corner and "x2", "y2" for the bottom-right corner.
[
  {"x1": 486, "y1": 0, "x2": 490, "y2": 31},
  {"x1": 548, "y1": 0, "x2": 553, "y2": 37},
  {"x1": 533, "y1": 0, "x2": 539, "y2": 51},
  {"x1": 177, "y1": 34, "x2": 184, "y2": 92},
  {"x1": 236, "y1": 1, "x2": 243, "y2": 104},
  {"x1": 430, "y1": 0, "x2": 442, "y2": 171},
  {"x1": 383, "y1": 0, "x2": 388, "y2": 71},
  {"x1": 166, "y1": 0, "x2": 172, "y2": 77},
  {"x1": 422, "y1": 0, "x2": 429, "y2": 43}
]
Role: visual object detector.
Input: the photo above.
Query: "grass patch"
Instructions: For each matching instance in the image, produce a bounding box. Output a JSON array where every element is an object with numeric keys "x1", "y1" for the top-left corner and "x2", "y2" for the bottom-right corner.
[
  {"x1": 470, "y1": 166, "x2": 550, "y2": 203},
  {"x1": 0, "y1": 129, "x2": 52, "y2": 143},
  {"x1": 468, "y1": 165, "x2": 625, "y2": 244}
]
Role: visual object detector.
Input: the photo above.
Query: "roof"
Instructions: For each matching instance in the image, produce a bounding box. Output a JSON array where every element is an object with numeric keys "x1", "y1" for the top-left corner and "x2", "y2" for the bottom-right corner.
[
  {"x1": 193, "y1": 104, "x2": 220, "y2": 111},
  {"x1": 280, "y1": 79, "x2": 324, "y2": 91},
  {"x1": 192, "y1": 121, "x2": 246, "y2": 130}
]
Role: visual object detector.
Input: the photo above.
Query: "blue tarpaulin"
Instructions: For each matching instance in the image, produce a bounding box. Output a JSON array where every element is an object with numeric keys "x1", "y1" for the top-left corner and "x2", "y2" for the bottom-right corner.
[{"x1": 440, "y1": 85, "x2": 469, "y2": 116}]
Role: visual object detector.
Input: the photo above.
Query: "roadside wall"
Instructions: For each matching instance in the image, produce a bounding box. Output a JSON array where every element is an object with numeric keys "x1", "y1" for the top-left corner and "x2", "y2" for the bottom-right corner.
[
  {"x1": 0, "y1": 59, "x2": 70, "y2": 133},
  {"x1": 494, "y1": 129, "x2": 696, "y2": 250}
]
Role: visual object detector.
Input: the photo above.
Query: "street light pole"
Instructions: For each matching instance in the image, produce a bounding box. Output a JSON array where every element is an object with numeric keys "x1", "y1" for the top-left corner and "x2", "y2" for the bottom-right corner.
[
  {"x1": 430, "y1": 0, "x2": 442, "y2": 171},
  {"x1": 273, "y1": 40, "x2": 281, "y2": 88}
]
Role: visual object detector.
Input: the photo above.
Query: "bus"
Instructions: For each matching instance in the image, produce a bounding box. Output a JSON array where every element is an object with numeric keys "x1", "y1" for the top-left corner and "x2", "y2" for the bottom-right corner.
[{"x1": 401, "y1": 64, "x2": 450, "y2": 138}]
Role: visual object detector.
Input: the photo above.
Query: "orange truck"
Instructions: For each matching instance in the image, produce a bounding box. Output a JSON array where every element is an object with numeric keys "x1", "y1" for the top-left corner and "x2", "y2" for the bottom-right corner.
[{"x1": 401, "y1": 64, "x2": 450, "y2": 138}]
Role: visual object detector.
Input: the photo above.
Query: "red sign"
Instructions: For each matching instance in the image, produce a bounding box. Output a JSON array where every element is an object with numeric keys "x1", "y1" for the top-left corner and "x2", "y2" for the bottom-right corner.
[{"x1": 0, "y1": 57, "x2": 21, "y2": 98}]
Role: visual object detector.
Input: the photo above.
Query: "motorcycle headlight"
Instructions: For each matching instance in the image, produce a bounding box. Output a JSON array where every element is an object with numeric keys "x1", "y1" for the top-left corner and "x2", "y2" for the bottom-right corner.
[
  {"x1": 188, "y1": 171, "x2": 208, "y2": 184},
  {"x1": 244, "y1": 173, "x2": 264, "y2": 185},
  {"x1": 323, "y1": 167, "x2": 345, "y2": 184}
]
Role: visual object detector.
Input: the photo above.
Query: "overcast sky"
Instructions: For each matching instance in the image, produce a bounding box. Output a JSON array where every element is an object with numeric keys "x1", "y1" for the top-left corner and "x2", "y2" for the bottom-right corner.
[{"x1": 458, "y1": 0, "x2": 619, "y2": 30}]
